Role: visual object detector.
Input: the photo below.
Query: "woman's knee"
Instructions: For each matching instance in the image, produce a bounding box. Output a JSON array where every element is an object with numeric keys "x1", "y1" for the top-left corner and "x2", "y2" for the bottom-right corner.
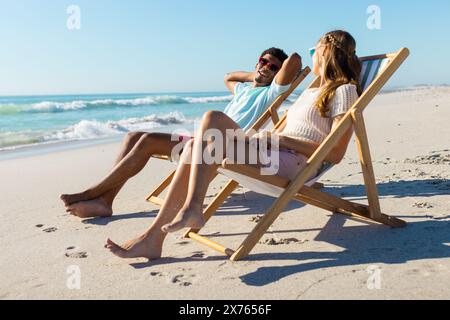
[
  {"x1": 179, "y1": 139, "x2": 194, "y2": 163},
  {"x1": 183, "y1": 139, "x2": 194, "y2": 154}
]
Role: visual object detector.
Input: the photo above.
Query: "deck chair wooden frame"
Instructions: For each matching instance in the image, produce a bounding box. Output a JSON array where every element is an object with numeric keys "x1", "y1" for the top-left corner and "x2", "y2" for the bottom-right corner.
[
  {"x1": 146, "y1": 67, "x2": 312, "y2": 206},
  {"x1": 182, "y1": 48, "x2": 410, "y2": 262}
]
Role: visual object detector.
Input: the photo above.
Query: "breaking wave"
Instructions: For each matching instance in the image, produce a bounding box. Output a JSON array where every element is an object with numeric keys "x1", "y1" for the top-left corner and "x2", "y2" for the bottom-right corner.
[
  {"x1": 0, "y1": 112, "x2": 190, "y2": 150},
  {"x1": 0, "y1": 94, "x2": 233, "y2": 115}
]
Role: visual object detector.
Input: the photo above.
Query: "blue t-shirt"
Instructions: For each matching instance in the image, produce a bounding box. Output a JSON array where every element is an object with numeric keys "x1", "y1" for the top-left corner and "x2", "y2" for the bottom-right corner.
[{"x1": 224, "y1": 81, "x2": 290, "y2": 131}]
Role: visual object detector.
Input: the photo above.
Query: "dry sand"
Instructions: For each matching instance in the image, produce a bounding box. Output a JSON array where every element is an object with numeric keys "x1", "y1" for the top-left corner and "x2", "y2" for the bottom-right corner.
[{"x1": 0, "y1": 86, "x2": 449, "y2": 300}]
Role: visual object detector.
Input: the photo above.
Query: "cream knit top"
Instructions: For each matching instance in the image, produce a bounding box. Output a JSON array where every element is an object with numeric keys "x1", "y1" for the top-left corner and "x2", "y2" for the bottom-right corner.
[{"x1": 280, "y1": 84, "x2": 359, "y2": 144}]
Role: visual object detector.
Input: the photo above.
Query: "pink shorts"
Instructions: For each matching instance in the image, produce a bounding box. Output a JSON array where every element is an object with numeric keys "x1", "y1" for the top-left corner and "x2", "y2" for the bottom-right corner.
[
  {"x1": 178, "y1": 135, "x2": 194, "y2": 143},
  {"x1": 264, "y1": 149, "x2": 309, "y2": 179}
]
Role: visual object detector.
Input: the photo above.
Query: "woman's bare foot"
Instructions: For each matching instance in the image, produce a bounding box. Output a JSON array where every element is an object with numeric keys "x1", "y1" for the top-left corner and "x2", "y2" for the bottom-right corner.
[
  {"x1": 60, "y1": 191, "x2": 93, "y2": 206},
  {"x1": 161, "y1": 205, "x2": 205, "y2": 233},
  {"x1": 105, "y1": 235, "x2": 163, "y2": 260},
  {"x1": 66, "y1": 198, "x2": 113, "y2": 218}
]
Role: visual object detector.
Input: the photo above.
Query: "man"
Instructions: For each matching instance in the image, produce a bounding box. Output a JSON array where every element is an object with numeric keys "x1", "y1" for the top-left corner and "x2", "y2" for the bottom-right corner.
[{"x1": 60, "y1": 48, "x2": 302, "y2": 218}]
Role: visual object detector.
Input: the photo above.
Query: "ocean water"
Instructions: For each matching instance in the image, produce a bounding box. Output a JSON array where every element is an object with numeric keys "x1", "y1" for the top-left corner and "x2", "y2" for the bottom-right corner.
[
  {"x1": 0, "y1": 92, "x2": 238, "y2": 152},
  {"x1": 0, "y1": 85, "x2": 423, "y2": 154}
]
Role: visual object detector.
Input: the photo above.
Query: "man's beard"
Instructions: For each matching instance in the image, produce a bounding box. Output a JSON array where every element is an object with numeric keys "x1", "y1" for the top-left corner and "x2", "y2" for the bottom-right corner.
[{"x1": 254, "y1": 75, "x2": 268, "y2": 85}]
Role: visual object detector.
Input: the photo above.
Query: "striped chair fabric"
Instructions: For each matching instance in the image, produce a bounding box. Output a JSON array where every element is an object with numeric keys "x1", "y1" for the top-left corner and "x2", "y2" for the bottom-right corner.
[{"x1": 360, "y1": 58, "x2": 390, "y2": 91}]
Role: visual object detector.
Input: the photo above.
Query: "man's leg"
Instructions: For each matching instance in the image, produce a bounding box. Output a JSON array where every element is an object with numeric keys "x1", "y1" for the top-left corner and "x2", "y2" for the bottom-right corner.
[
  {"x1": 100, "y1": 132, "x2": 147, "y2": 205},
  {"x1": 61, "y1": 132, "x2": 182, "y2": 218}
]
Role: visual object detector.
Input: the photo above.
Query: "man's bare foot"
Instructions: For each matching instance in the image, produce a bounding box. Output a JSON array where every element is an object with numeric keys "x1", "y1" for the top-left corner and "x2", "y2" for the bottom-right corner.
[
  {"x1": 66, "y1": 198, "x2": 113, "y2": 219},
  {"x1": 161, "y1": 206, "x2": 205, "y2": 233},
  {"x1": 60, "y1": 191, "x2": 93, "y2": 207},
  {"x1": 105, "y1": 236, "x2": 163, "y2": 260}
]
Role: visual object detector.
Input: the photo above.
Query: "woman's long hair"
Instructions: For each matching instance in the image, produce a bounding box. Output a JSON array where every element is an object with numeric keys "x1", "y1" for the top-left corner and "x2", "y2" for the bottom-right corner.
[{"x1": 316, "y1": 30, "x2": 362, "y2": 117}]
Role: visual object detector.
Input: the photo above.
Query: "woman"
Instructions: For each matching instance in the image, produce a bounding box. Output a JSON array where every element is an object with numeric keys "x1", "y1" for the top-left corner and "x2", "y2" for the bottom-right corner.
[{"x1": 105, "y1": 30, "x2": 362, "y2": 260}]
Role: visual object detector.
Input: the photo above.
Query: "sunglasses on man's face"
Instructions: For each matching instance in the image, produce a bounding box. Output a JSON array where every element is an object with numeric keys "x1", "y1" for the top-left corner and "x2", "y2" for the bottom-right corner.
[{"x1": 258, "y1": 57, "x2": 281, "y2": 72}]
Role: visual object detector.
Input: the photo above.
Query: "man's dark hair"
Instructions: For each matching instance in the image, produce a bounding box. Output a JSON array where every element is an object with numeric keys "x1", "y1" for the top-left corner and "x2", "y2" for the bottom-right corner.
[{"x1": 261, "y1": 47, "x2": 288, "y2": 65}]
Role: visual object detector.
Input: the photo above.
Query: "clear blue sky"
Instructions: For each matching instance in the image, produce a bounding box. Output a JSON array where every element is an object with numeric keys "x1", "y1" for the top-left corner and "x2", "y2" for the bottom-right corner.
[{"x1": 0, "y1": 0, "x2": 449, "y2": 96}]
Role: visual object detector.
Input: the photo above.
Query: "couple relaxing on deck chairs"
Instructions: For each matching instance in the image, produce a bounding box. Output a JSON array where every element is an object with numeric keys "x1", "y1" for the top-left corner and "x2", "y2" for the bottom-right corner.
[{"x1": 61, "y1": 30, "x2": 361, "y2": 260}]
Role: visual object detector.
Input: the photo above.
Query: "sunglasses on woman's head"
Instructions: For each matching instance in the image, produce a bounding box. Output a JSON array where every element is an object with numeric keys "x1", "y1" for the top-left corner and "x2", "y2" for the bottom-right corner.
[
  {"x1": 258, "y1": 57, "x2": 281, "y2": 72},
  {"x1": 309, "y1": 47, "x2": 316, "y2": 58}
]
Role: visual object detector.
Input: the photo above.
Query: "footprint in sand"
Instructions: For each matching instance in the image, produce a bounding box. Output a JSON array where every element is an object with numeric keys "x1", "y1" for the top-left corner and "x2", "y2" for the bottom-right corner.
[
  {"x1": 65, "y1": 247, "x2": 88, "y2": 259},
  {"x1": 405, "y1": 151, "x2": 450, "y2": 165},
  {"x1": 35, "y1": 224, "x2": 44, "y2": 228},
  {"x1": 150, "y1": 270, "x2": 198, "y2": 287},
  {"x1": 249, "y1": 215, "x2": 263, "y2": 223},
  {"x1": 169, "y1": 274, "x2": 194, "y2": 287},
  {"x1": 259, "y1": 237, "x2": 308, "y2": 246},
  {"x1": 191, "y1": 252, "x2": 206, "y2": 259},
  {"x1": 150, "y1": 271, "x2": 169, "y2": 277},
  {"x1": 65, "y1": 251, "x2": 88, "y2": 259},
  {"x1": 43, "y1": 227, "x2": 58, "y2": 233},
  {"x1": 413, "y1": 202, "x2": 434, "y2": 209}
]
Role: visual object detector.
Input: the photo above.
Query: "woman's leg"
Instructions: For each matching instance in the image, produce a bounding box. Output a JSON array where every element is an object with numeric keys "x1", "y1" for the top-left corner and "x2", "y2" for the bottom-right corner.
[
  {"x1": 105, "y1": 139, "x2": 213, "y2": 260},
  {"x1": 162, "y1": 111, "x2": 247, "y2": 233},
  {"x1": 60, "y1": 132, "x2": 181, "y2": 218}
]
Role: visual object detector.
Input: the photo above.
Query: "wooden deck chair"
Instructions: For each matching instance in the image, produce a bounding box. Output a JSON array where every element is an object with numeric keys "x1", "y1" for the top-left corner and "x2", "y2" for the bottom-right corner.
[
  {"x1": 182, "y1": 48, "x2": 410, "y2": 261},
  {"x1": 146, "y1": 67, "x2": 312, "y2": 206}
]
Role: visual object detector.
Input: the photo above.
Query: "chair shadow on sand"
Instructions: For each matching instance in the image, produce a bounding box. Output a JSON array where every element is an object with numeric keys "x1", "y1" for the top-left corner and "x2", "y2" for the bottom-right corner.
[
  {"x1": 84, "y1": 178, "x2": 450, "y2": 287},
  {"x1": 81, "y1": 178, "x2": 450, "y2": 226},
  {"x1": 239, "y1": 215, "x2": 450, "y2": 287},
  {"x1": 326, "y1": 178, "x2": 450, "y2": 199},
  {"x1": 237, "y1": 178, "x2": 450, "y2": 286}
]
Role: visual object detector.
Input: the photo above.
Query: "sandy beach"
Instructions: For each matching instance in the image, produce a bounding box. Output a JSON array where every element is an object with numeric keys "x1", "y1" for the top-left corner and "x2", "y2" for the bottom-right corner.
[{"x1": 0, "y1": 86, "x2": 449, "y2": 300}]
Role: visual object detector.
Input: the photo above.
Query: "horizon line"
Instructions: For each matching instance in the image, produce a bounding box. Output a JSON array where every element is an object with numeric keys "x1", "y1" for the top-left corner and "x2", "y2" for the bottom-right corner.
[{"x1": 0, "y1": 83, "x2": 448, "y2": 99}]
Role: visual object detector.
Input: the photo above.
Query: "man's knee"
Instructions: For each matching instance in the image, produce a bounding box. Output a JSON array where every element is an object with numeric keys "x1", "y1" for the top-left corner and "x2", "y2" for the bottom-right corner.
[
  {"x1": 141, "y1": 132, "x2": 159, "y2": 146},
  {"x1": 202, "y1": 111, "x2": 227, "y2": 124},
  {"x1": 131, "y1": 132, "x2": 159, "y2": 155},
  {"x1": 125, "y1": 132, "x2": 146, "y2": 143}
]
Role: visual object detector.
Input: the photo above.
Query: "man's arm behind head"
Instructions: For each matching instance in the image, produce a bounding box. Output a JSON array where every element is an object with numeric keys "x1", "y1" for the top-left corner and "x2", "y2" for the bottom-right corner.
[
  {"x1": 224, "y1": 71, "x2": 256, "y2": 95},
  {"x1": 274, "y1": 53, "x2": 303, "y2": 86}
]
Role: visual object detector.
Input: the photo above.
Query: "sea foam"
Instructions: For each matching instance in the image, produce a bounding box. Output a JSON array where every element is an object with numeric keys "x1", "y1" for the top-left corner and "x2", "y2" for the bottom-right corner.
[
  {"x1": 0, "y1": 112, "x2": 190, "y2": 150},
  {"x1": 0, "y1": 94, "x2": 234, "y2": 114}
]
